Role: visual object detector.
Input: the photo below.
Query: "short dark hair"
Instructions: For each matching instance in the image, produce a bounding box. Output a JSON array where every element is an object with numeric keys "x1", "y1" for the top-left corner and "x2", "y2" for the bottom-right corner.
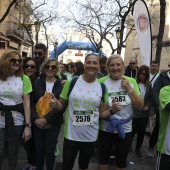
[
  {"x1": 100, "y1": 57, "x2": 107, "y2": 65},
  {"x1": 151, "y1": 60, "x2": 159, "y2": 66},
  {"x1": 23, "y1": 57, "x2": 40, "y2": 73},
  {"x1": 35, "y1": 43, "x2": 47, "y2": 52}
]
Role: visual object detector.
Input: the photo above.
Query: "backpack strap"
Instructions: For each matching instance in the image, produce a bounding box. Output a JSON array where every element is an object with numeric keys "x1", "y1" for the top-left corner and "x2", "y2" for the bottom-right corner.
[
  {"x1": 100, "y1": 82, "x2": 106, "y2": 103},
  {"x1": 67, "y1": 76, "x2": 79, "y2": 96}
]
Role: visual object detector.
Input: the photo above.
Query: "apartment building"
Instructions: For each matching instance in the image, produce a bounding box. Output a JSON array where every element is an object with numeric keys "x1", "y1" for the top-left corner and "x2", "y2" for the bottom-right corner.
[{"x1": 0, "y1": 0, "x2": 33, "y2": 57}]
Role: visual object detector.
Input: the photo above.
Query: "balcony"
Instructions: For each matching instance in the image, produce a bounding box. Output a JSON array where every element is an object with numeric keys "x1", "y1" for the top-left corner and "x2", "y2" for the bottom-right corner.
[{"x1": 6, "y1": 30, "x2": 24, "y2": 42}]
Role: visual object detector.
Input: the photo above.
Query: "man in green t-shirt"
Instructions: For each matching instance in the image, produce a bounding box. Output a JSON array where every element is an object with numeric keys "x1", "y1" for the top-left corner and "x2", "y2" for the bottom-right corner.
[{"x1": 157, "y1": 85, "x2": 170, "y2": 170}]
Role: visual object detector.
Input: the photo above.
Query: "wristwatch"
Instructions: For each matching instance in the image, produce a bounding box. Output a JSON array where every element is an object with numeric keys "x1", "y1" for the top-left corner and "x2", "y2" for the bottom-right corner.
[{"x1": 25, "y1": 123, "x2": 31, "y2": 128}]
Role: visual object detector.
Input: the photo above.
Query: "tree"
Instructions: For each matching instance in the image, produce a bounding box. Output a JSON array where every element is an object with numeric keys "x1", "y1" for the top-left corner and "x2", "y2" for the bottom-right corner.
[
  {"x1": 0, "y1": 0, "x2": 17, "y2": 23},
  {"x1": 61, "y1": 0, "x2": 135, "y2": 54},
  {"x1": 10, "y1": 0, "x2": 59, "y2": 55},
  {"x1": 155, "y1": 0, "x2": 166, "y2": 64}
]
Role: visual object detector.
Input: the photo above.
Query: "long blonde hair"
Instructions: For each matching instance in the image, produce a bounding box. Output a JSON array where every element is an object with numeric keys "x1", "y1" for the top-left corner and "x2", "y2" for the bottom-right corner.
[{"x1": 0, "y1": 50, "x2": 23, "y2": 81}]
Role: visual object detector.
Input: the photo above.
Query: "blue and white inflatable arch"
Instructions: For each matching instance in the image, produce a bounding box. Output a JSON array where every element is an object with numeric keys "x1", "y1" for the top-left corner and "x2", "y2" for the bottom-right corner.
[{"x1": 50, "y1": 41, "x2": 105, "y2": 59}]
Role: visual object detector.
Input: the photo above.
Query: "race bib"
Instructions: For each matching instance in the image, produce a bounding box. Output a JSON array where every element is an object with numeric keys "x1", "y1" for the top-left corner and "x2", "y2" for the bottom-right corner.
[
  {"x1": 72, "y1": 110, "x2": 94, "y2": 126},
  {"x1": 109, "y1": 91, "x2": 131, "y2": 106}
]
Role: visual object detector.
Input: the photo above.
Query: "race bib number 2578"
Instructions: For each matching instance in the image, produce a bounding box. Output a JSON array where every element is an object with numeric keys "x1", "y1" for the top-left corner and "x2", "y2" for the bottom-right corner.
[{"x1": 72, "y1": 110, "x2": 94, "y2": 126}]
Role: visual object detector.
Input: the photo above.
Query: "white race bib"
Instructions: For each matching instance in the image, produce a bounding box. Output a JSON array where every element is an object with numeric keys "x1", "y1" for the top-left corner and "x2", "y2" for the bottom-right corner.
[
  {"x1": 109, "y1": 91, "x2": 131, "y2": 106},
  {"x1": 72, "y1": 110, "x2": 94, "y2": 126}
]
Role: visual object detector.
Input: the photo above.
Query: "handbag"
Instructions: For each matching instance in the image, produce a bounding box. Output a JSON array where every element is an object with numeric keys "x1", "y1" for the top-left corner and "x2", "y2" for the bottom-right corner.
[
  {"x1": 22, "y1": 164, "x2": 37, "y2": 170},
  {"x1": 35, "y1": 92, "x2": 52, "y2": 118}
]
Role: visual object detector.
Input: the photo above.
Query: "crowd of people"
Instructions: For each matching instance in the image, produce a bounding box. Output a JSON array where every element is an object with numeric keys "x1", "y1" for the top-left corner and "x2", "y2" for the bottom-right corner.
[{"x1": 0, "y1": 43, "x2": 169, "y2": 170}]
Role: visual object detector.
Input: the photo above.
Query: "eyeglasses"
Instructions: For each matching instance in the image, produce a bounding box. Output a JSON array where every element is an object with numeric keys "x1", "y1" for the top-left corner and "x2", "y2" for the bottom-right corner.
[
  {"x1": 24, "y1": 64, "x2": 36, "y2": 69},
  {"x1": 10, "y1": 59, "x2": 22, "y2": 63},
  {"x1": 85, "y1": 52, "x2": 99, "y2": 57},
  {"x1": 45, "y1": 65, "x2": 57, "y2": 70},
  {"x1": 129, "y1": 62, "x2": 136, "y2": 65},
  {"x1": 139, "y1": 73, "x2": 146, "y2": 76},
  {"x1": 33, "y1": 52, "x2": 43, "y2": 56}
]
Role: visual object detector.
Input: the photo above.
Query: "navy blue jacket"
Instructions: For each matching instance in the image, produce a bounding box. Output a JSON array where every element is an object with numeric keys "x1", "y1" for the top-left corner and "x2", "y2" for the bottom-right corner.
[
  {"x1": 31, "y1": 74, "x2": 64, "y2": 126},
  {"x1": 152, "y1": 71, "x2": 170, "y2": 113}
]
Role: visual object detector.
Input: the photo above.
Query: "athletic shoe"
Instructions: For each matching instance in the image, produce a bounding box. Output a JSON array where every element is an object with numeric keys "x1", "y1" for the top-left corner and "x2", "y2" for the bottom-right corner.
[
  {"x1": 147, "y1": 147, "x2": 154, "y2": 158},
  {"x1": 54, "y1": 144, "x2": 60, "y2": 157}
]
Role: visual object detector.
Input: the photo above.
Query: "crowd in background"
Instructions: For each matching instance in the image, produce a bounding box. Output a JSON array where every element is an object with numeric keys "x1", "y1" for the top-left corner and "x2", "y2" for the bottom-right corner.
[{"x1": 0, "y1": 43, "x2": 169, "y2": 170}]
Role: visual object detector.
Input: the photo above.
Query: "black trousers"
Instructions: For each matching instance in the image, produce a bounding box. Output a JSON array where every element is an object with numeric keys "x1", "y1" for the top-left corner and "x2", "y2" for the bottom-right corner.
[
  {"x1": 149, "y1": 112, "x2": 159, "y2": 148},
  {"x1": 0, "y1": 126, "x2": 23, "y2": 170},
  {"x1": 131, "y1": 116, "x2": 149, "y2": 150}
]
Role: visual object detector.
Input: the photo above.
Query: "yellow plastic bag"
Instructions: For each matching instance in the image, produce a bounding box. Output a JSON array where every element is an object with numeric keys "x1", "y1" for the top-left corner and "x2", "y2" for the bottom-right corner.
[{"x1": 36, "y1": 92, "x2": 52, "y2": 119}]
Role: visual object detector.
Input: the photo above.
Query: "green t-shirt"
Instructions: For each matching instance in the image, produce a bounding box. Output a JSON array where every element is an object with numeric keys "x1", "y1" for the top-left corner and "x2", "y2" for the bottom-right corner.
[{"x1": 157, "y1": 85, "x2": 170, "y2": 155}]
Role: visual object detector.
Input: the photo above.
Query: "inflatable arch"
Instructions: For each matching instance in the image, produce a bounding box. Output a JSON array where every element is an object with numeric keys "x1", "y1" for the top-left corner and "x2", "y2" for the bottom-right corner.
[{"x1": 50, "y1": 41, "x2": 105, "y2": 59}]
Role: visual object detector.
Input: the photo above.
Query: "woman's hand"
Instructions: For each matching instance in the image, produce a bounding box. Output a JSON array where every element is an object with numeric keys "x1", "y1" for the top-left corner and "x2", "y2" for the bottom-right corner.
[
  {"x1": 35, "y1": 118, "x2": 48, "y2": 129},
  {"x1": 49, "y1": 93, "x2": 59, "y2": 109},
  {"x1": 23, "y1": 127, "x2": 32, "y2": 142},
  {"x1": 111, "y1": 98, "x2": 122, "y2": 114},
  {"x1": 121, "y1": 77, "x2": 132, "y2": 91}
]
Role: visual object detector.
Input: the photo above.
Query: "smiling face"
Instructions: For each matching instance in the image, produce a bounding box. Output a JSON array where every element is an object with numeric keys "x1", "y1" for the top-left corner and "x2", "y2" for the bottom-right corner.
[
  {"x1": 9, "y1": 54, "x2": 22, "y2": 74},
  {"x1": 107, "y1": 57, "x2": 124, "y2": 80},
  {"x1": 44, "y1": 61, "x2": 58, "y2": 78},
  {"x1": 24, "y1": 60, "x2": 37, "y2": 78},
  {"x1": 84, "y1": 55, "x2": 100, "y2": 77}
]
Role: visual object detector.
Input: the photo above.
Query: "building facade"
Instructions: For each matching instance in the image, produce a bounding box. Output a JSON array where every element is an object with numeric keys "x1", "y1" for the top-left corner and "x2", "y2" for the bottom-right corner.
[
  {"x1": 124, "y1": 0, "x2": 170, "y2": 71},
  {"x1": 0, "y1": 0, "x2": 33, "y2": 57}
]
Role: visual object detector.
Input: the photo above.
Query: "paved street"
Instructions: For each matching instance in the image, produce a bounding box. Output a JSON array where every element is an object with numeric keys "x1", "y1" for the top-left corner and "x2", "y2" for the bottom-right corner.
[{"x1": 2, "y1": 124, "x2": 156, "y2": 170}]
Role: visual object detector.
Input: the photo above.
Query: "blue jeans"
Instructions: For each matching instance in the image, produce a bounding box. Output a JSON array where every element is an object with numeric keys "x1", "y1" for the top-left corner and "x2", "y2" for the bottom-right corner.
[{"x1": 33, "y1": 124, "x2": 61, "y2": 170}]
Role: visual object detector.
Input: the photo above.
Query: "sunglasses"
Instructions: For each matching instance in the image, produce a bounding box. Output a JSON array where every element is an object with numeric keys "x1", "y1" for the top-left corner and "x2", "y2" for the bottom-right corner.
[
  {"x1": 10, "y1": 59, "x2": 22, "y2": 63},
  {"x1": 139, "y1": 73, "x2": 146, "y2": 76},
  {"x1": 85, "y1": 52, "x2": 99, "y2": 57},
  {"x1": 33, "y1": 52, "x2": 43, "y2": 56},
  {"x1": 129, "y1": 62, "x2": 136, "y2": 65},
  {"x1": 24, "y1": 64, "x2": 36, "y2": 69},
  {"x1": 45, "y1": 65, "x2": 57, "y2": 70}
]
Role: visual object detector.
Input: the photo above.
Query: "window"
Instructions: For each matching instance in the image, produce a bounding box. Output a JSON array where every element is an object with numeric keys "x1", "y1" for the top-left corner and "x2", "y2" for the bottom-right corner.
[{"x1": 0, "y1": 42, "x2": 5, "y2": 49}]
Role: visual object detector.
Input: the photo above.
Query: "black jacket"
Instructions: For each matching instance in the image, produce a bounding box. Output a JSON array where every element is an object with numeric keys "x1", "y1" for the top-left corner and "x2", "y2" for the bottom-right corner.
[
  {"x1": 152, "y1": 70, "x2": 170, "y2": 113},
  {"x1": 31, "y1": 74, "x2": 64, "y2": 126},
  {"x1": 124, "y1": 65, "x2": 139, "y2": 79},
  {"x1": 133, "y1": 83, "x2": 152, "y2": 118}
]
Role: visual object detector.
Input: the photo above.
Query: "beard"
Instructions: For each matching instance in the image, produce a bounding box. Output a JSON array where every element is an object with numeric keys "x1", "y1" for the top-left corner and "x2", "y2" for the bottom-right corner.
[{"x1": 35, "y1": 57, "x2": 45, "y2": 66}]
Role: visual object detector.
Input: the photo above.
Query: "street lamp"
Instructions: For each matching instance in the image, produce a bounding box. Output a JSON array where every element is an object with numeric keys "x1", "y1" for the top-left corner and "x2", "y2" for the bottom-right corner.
[
  {"x1": 34, "y1": 20, "x2": 41, "y2": 45},
  {"x1": 115, "y1": 27, "x2": 121, "y2": 54},
  {"x1": 54, "y1": 41, "x2": 58, "y2": 58}
]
